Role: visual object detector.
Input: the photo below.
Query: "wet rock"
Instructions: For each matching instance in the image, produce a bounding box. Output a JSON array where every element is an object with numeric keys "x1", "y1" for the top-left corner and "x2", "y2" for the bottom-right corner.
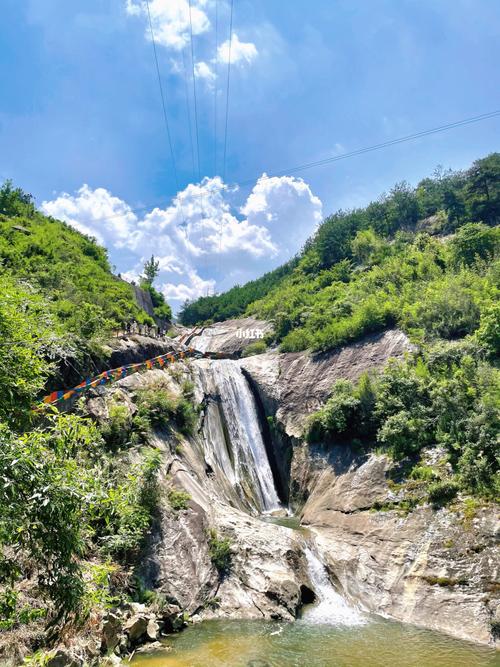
[
  {"x1": 136, "y1": 642, "x2": 171, "y2": 655},
  {"x1": 101, "y1": 654, "x2": 122, "y2": 666},
  {"x1": 300, "y1": 452, "x2": 500, "y2": 645}
]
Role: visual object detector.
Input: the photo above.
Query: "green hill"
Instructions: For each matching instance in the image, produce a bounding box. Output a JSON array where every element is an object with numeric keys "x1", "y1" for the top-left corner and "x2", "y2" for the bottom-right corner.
[
  {"x1": 0, "y1": 181, "x2": 153, "y2": 340},
  {"x1": 180, "y1": 153, "x2": 500, "y2": 352}
]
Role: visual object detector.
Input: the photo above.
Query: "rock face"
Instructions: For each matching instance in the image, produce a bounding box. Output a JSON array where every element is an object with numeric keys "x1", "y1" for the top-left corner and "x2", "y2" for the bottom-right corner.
[
  {"x1": 104, "y1": 335, "x2": 180, "y2": 368},
  {"x1": 140, "y1": 447, "x2": 310, "y2": 622},
  {"x1": 241, "y1": 329, "x2": 413, "y2": 438},
  {"x1": 293, "y1": 446, "x2": 500, "y2": 646},
  {"x1": 187, "y1": 317, "x2": 274, "y2": 357}
]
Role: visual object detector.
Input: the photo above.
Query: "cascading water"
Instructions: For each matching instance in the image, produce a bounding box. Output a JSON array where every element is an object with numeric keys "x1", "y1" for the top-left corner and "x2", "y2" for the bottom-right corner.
[
  {"x1": 302, "y1": 547, "x2": 366, "y2": 626},
  {"x1": 197, "y1": 359, "x2": 281, "y2": 513}
]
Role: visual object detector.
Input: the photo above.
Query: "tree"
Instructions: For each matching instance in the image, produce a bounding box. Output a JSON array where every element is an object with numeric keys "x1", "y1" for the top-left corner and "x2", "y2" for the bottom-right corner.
[
  {"x1": 449, "y1": 222, "x2": 499, "y2": 267},
  {"x1": 384, "y1": 181, "x2": 420, "y2": 234},
  {"x1": 140, "y1": 255, "x2": 160, "y2": 288},
  {"x1": 351, "y1": 228, "x2": 386, "y2": 265},
  {"x1": 138, "y1": 255, "x2": 172, "y2": 322},
  {"x1": 466, "y1": 153, "x2": 500, "y2": 226},
  {"x1": 0, "y1": 180, "x2": 35, "y2": 218}
]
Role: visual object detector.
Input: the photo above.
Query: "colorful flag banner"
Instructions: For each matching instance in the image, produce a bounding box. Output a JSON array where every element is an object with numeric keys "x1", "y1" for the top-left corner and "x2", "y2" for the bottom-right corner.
[{"x1": 39, "y1": 346, "x2": 225, "y2": 408}]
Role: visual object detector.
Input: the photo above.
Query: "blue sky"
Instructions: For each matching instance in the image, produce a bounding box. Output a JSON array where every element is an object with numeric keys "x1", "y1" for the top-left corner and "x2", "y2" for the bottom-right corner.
[{"x1": 1, "y1": 0, "x2": 499, "y2": 307}]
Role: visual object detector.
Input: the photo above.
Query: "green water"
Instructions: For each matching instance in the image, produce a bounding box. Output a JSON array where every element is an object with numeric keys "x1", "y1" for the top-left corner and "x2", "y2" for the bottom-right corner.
[
  {"x1": 261, "y1": 515, "x2": 305, "y2": 531},
  {"x1": 131, "y1": 618, "x2": 499, "y2": 667}
]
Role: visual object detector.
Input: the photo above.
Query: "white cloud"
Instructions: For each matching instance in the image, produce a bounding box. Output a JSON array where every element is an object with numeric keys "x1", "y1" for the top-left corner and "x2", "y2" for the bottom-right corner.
[
  {"x1": 125, "y1": 0, "x2": 210, "y2": 50},
  {"x1": 162, "y1": 268, "x2": 215, "y2": 302},
  {"x1": 42, "y1": 174, "x2": 322, "y2": 308},
  {"x1": 194, "y1": 60, "x2": 216, "y2": 84},
  {"x1": 218, "y1": 33, "x2": 258, "y2": 65},
  {"x1": 41, "y1": 184, "x2": 138, "y2": 248},
  {"x1": 241, "y1": 174, "x2": 323, "y2": 255},
  {"x1": 125, "y1": 3, "x2": 258, "y2": 78}
]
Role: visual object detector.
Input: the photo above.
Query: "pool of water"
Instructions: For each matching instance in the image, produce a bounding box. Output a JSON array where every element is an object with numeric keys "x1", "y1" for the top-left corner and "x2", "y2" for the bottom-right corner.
[
  {"x1": 130, "y1": 618, "x2": 499, "y2": 667},
  {"x1": 261, "y1": 515, "x2": 305, "y2": 531}
]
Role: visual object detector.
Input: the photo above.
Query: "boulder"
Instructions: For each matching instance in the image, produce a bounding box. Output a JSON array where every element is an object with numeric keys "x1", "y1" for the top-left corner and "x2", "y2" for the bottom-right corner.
[
  {"x1": 146, "y1": 618, "x2": 160, "y2": 641},
  {"x1": 46, "y1": 650, "x2": 80, "y2": 667},
  {"x1": 101, "y1": 613, "x2": 122, "y2": 653},
  {"x1": 124, "y1": 614, "x2": 148, "y2": 642}
]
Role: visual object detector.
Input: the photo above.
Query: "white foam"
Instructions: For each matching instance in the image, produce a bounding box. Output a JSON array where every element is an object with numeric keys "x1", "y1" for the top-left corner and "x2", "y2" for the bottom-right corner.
[{"x1": 302, "y1": 547, "x2": 366, "y2": 627}]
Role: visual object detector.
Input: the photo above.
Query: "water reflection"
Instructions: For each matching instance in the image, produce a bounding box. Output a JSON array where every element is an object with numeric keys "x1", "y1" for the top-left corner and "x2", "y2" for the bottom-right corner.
[{"x1": 130, "y1": 618, "x2": 499, "y2": 667}]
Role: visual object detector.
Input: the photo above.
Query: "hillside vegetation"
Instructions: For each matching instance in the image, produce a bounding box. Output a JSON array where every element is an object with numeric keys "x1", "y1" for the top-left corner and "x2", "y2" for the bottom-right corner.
[
  {"x1": 179, "y1": 257, "x2": 298, "y2": 325},
  {"x1": 180, "y1": 153, "x2": 499, "y2": 343},
  {"x1": 181, "y1": 154, "x2": 500, "y2": 499},
  {"x1": 0, "y1": 196, "x2": 188, "y2": 659},
  {"x1": 0, "y1": 156, "x2": 498, "y2": 660},
  {"x1": 0, "y1": 181, "x2": 153, "y2": 340}
]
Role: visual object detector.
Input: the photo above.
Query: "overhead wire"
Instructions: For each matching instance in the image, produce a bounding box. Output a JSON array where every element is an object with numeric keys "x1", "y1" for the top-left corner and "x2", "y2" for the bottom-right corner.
[
  {"x1": 214, "y1": 0, "x2": 224, "y2": 262},
  {"x1": 188, "y1": 0, "x2": 202, "y2": 181},
  {"x1": 214, "y1": 0, "x2": 219, "y2": 177},
  {"x1": 187, "y1": 0, "x2": 212, "y2": 259},
  {"x1": 222, "y1": 0, "x2": 234, "y2": 183},
  {"x1": 145, "y1": 0, "x2": 189, "y2": 228},
  {"x1": 177, "y1": 0, "x2": 196, "y2": 182}
]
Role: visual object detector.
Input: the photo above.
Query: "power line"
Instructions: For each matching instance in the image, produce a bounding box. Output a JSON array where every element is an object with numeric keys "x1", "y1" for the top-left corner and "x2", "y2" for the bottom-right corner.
[
  {"x1": 177, "y1": 0, "x2": 196, "y2": 181},
  {"x1": 187, "y1": 0, "x2": 209, "y2": 253},
  {"x1": 237, "y1": 110, "x2": 500, "y2": 187},
  {"x1": 188, "y1": 0, "x2": 202, "y2": 181},
  {"x1": 214, "y1": 0, "x2": 223, "y2": 257},
  {"x1": 145, "y1": 0, "x2": 188, "y2": 228},
  {"x1": 222, "y1": 0, "x2": 234, "y2": 182},
  {"x1": 145, "y1": 0, "x2": 180, "y2": 193},
  {"x1": 48, "y1": 109, "x2": 500, "y2": 225},
  {"x1": 214, "y1": 0, "x2": 219, "y2": 176}
]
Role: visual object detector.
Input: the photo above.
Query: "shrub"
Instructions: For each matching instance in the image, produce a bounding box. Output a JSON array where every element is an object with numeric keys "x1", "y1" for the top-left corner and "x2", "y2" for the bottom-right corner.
[
  {"x1": 136, "y1": 388, "x2": 198, "y2": 436},
  {"x1": 82, "y1": 562, "x2": 119, "y2": 613},
  {"x1": 410, "y1": 465, "x2": 439, "y2": 482},
  {"x1": 0, "y1": 274, "x2": 56, "y2": 429},
  {"x1": 351, "y1": 228, "x2": 387, "y2": 265},
  {"x1": 475, "y1": 302, "x2": 500, "y2": 356},
  {"x1": 306, "y1": 380, "x2": 360, "y2": 442},
  {"x1": 241, "y1": 340, "x2": 267, "y2": 357},
  {"x1": 207, "y1": 529, "x2": 232, "y2": 574},
  {"x1": 93, "y1": 448, "x2": 162, "y2": 560},
  {"x1": 427, "y1": 480, "x2": 459, "y2": 507},
  {"x1": 100, "y1": 403, "x2": 133, "y2": 451},
  {"x1": 402, "y1": 280, "x2": 480, "y2": 340},
  {"x1": 0, "y1": 414, "x2": 98, "y2": 623},
  {"x1": 167, "y1": 488, "x2": 191, "y2": 512},
  {"x1": 174, "y1": 398, "x2": 198, "y2": 436},
  {"x1": 136, "y1": 388, "x2": 178, "y2": 429}
]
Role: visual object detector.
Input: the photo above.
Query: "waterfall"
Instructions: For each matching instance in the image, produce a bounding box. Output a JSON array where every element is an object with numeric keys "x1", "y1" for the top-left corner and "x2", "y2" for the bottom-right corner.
[
  {"x1": 197, "y1": 359, "x2": 281, "y2": 513},
  {"x1": 302, "y1": 547, "x2": 365, "y2": 626}
]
